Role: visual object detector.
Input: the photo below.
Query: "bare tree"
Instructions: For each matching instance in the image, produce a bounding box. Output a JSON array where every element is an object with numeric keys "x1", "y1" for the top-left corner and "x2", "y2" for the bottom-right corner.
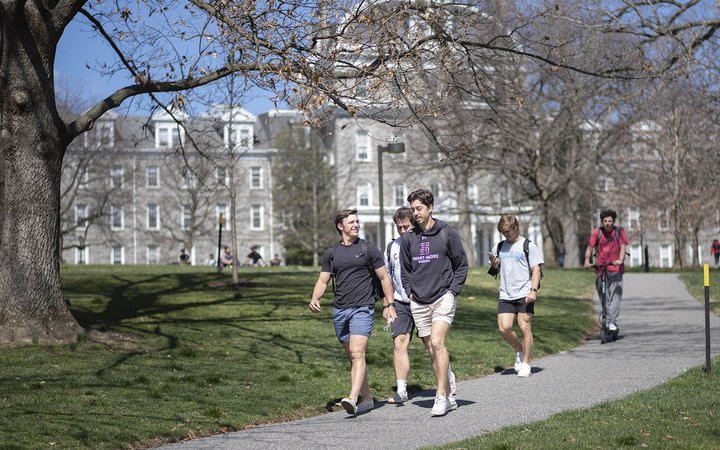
[{"x1": 1, "y1": 0, "x2": 717, "y2": 342}]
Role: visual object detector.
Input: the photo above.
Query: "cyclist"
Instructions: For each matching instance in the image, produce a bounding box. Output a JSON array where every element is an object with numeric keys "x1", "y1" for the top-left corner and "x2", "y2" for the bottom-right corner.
[{"x1": 583, "y1": 209, "x2": 629, "y2": 334}]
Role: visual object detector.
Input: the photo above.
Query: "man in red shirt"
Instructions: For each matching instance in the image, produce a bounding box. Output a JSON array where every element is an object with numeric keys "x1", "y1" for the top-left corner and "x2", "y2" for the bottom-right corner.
[{"x1": 583, "y1": 209, "x2": 629, "y2": 334}]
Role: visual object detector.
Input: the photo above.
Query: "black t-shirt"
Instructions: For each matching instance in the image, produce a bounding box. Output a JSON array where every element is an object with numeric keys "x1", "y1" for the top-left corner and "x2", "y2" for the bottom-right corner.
[{"x1": 321, "y1": 238, "x2": 385, "y2": 309}]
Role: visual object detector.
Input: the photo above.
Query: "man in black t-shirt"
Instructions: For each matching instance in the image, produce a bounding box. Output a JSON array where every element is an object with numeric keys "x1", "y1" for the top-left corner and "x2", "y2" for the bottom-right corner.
[{"x1": 309, "y1": 209, "x2": 396, "y2": 416}]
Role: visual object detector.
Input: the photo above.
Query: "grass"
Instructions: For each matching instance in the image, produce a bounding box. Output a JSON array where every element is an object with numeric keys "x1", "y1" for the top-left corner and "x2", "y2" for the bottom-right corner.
[
  {"x1": 0, "y1": 266, "x2": 595, "y2": 449},
  {"x1": 431, "y1": 358, "x2": 720, "y2": 450},
  {"x1": 678, "y1": 268, "x2": 720, "y2": 316}
]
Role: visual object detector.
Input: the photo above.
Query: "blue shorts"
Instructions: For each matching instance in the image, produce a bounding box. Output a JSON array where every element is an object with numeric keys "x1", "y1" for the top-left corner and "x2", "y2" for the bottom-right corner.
[{"x1": 332, "y1": 306, "x2": 374, "y2": 343}]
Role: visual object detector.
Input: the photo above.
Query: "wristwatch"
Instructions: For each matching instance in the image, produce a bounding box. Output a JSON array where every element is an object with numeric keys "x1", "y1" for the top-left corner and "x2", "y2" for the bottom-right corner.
[
  {"x1": 383, "y1": 303, "x2": 395, "y2": 309},
  {"x1": 530, "y1": 288, "x2": 538, "y2": 292}
]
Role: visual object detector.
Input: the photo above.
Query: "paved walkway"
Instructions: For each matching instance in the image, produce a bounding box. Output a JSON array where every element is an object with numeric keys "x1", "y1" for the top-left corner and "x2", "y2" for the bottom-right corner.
[{"x1": 158, "y1": 273, "x2": 720, "y2": 449}]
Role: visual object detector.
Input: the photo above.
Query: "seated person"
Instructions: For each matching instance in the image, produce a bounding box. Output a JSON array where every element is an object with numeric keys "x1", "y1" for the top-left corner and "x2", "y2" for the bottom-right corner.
[
  {"x1": 270, "y1": 254, "x2": 282, "y2": 266},
  {"x1": 179, "y1": 248, "x2": 190, "y2": 264},
  {"x1": 206, "y1": 253, "x2": 215, "y2": 266},
  {"x1": 220, "y1": 247, "x2": 234, "y2": 268},
  {"x1": 246, "y1": 248, "x2": 263, "y2": 266}
]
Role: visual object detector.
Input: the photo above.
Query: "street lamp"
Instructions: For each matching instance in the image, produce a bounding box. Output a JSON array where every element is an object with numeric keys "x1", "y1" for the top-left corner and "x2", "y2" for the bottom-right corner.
[{"x1": 377, "y1": 142, "x2": 406, "y2": 247}]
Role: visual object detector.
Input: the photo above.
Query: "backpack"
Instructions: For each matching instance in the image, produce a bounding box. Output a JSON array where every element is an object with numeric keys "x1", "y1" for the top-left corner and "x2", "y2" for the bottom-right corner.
[
  {"x1": 592, "y1": 226, "x2": 628, "y2": 263},
  {"x1": 328, "y1": 239, "x2": 383, "y2": 301},
  {"x1": 490, "y1": 238, "x2": 543, "y2": 288}
]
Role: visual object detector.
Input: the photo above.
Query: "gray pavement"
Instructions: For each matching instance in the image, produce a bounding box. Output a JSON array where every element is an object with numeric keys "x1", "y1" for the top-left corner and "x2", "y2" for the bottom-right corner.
[{"x1": 158, "y1": 273, "x2": 720, "y2": 449}]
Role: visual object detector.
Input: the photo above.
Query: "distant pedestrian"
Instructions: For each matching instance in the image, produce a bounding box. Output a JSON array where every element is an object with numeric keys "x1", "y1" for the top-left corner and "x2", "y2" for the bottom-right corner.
[
  {"x1": 711, "y1": 239, "x2": 720, "y2": 268},
  {"x1": 308, "y1": 209, "x2": 395, "y2": 416},
  {"x1": 179, "y1": 248, "x2": 190, "y2": 265},
  {"x1": 488, "y1": 215, "x2": 544, "y2": 378}
]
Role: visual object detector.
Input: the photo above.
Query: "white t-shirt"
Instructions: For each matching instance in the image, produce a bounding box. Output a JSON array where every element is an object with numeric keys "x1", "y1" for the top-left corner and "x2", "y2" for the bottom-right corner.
[
  {"x1": 385, "y1": 240, "x2": 410, "y2": 303},
  {"x1": 493, "y1": 237, "x2": 544, "y2": 300}
]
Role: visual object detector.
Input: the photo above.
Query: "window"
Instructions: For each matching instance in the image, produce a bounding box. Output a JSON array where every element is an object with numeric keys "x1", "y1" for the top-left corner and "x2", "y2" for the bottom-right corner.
[
  {"x1": 147, "y1": 203, "x2": 159, "y2": 229},
  {"x1": 499, "y1": 184, "x2": 511, "y2": 207},
  {"x1": 216, "y1": 167, "x2": 229, "y2": 187},
  {"x1": 181, "y1": 169, "x2": 195, "y2": 189},
  {"x1": 226, "y1": 126, "x2": 252, "y2": 148},
  {"x1": 111, "y1": 245, "x2": 124, "y2": 265},
  {"x1": 111, "y1": 205, "x2": 123, "y2": 229},
  {"x1": 110, "y1": 167, "x2": 124, "y2": 189},
  {"x1": 96, "y1": 121, "x2": 114, "y2": 147},
  {"x1": 628, "y1": 207, "x2": 640, "y2": 229},
  {"x1": 468, "y1": 184, "x2": 478, "y2": 203},
  {"x1": 629, "y1": 244, "x2": 642, "y2": 267},
  {"x1": 658, "y1": 209, "x2": 669, "y2": 230},
  {"x1": 75, "y1": 247, "x2": 88, "y2": 265},
  {"x1": 146, "y1": 166, "x2": 159, "y2": 188},
  {"x1": 356, "y1": 131, "x2": 370, "y2": 161},
  {"x1": 393, "y1": 183, "x2": 405, "y2": 207},
  {"x1": 78, "y1": 168, "x2": 89, "y2": 189},
  {"x1": 250, "y1": 167, "x2": 262, "y2": 189},
  {"x1": 147, "y1": 246, "x2": 159, "y2": 265},
  {"x1": 251, "y1": 205, "x2": 263, "y2": 230},
  {"x1": 75, "y1": 204, "x2": 88, "y2": 228},
  {"x1": 182, "y1": 204, "x2": 192, "y2": 230},
  {"x1": 216, "y1": 203, "x2": 228, "y2": 230},
  {"x1": 660, "y1": 244, "x2": 673, "y2": 268},
  {"x1": 156, "y1": 125, "x2": 183, "y2": 148},
  {"x1": 357, "y1": 182, "x2": 371, "y2": 207}
]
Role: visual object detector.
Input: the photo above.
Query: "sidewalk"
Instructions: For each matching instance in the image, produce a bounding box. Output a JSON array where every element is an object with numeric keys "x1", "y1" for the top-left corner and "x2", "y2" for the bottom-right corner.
[{"x1": 158, "y1": 273, "x2": 720, "y2": 450}]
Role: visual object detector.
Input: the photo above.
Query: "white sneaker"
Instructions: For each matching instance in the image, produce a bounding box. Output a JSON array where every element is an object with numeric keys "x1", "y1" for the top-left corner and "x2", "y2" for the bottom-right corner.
[
  {"x1": 517, "y1": 362, "x2": 531, "y2": 378},
  {"x1": 357, "y1": 398, "x2": 374, "y2": 413},
  {"x1": 448, "y1": 396, "x2": 458, "y2": 411},
  {"x1": 514, "y1": 352, "x2": 523, "y2": 373},
  {"x1": 431, "y1": 396, "x2": 451, "y2": 416},
  {"x1": 340, "y1": 397, "x2": 357, "y2": 414},
  {"x1": 448, "y1": 370, "x2": 457, "y2": 396},
  {"x1": 388, "y1": 390, "x2": 408, "y2": 404},
  {"x1": 608, "y1": 322, "x2": 618, "y2": 331}
]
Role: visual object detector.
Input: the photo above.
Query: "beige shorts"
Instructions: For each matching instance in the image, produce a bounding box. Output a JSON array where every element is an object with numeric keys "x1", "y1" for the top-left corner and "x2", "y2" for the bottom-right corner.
[{"x1": 411, "y1": 291, "x2": 456, "y2": 338}]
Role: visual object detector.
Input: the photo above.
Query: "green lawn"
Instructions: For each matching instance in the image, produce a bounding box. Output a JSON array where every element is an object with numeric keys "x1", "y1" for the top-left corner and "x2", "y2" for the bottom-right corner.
[
  {"x1": 0, "y1": 266, "x2": 595, "y2": 449},
  {"x1": 678, "y1": 268, "x2": 720, "y2": 316}
]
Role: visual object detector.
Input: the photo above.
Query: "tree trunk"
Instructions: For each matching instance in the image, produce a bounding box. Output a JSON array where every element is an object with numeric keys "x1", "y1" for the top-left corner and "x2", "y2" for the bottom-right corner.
[{"x1": 0, "y1": 22, "x2": 82, "y2": 342}]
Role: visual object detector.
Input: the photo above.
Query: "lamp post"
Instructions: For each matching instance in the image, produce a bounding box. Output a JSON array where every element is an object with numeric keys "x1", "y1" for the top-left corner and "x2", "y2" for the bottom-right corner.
[{"x1": 377, "y1": 142, "x2": 405, "y2": 247}]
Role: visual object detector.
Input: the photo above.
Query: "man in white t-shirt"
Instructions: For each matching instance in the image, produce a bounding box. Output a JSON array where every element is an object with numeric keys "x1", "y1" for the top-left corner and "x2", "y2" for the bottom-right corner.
[{"x1": 488, "y1": 215, "x2": 544, "y2": 378}]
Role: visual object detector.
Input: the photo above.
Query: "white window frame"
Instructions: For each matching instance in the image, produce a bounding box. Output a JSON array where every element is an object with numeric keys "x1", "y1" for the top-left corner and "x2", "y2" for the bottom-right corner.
[
  {"x1": 78, "y1": 168, "x2": 89, "y2": 189},
  {"x1": 355, "y1": 131, "x2": 370, "y2": 162},
  {"x1": 658, "y1": 209, "x2": 669, "y2": 230},
  {"x1": 75, "y1": 246, "x2": 88, "y2": 265},
  {"x1": 225, "y1": 125, "x2": 253, "y2": 149},
  {"x1": 393, "y1": 183, "x2": 405, "y2": 207},
  {"x1": 75, "y1": 203, "x2": 88, "y2": 228},
  {"x1": 250, "y1": 205, "x2": 264, "y2": 230},
  {"x1": 155, "y1": 124, "x2": 184, "y2": 148},
  {"x1": 216, "y1": 167, "x2": 229, "y2": 187},
  {"x1": 659, "y1": 244, "x2": 673, "y2": 268},
  {"x1": 357, "y1": 181, "x2": 372, "y2": 207},
  {"x1": 146, "y1": 166, "x2": 160, "y2": 188},
  {"x1": 250, "y1": 167, "x2": 263, "y2": 189},
  {"x1": 147, "y1": 203, "x2": 159, "y2": 230},
  {"x1": 147, "y1": 245, "x2": 160, "y2": 265},
  {"x1": 111, "y1": 205, "x2": 124, "y2": 230},
  {"x1": 628, "y1": 207, "x2": 640, "y2": 230},
  {"x1": 182, "y1": 204, "x2": 192, "y2": 230},
  {"x1": 629, "y1": 244, "x2": 642, "y2": 267},
  {"x1": 111, "y1": 245, "x2": 124, "y2": 265},
  {"x1": 96, "y1": 121, "x2": 114, "y2": 147},
  {"x1": 110, "y1": 167, "x2": 124, "y2": 189},
  {"x1": 181, "y1": 169, "x2": 195, "y2": 189}
]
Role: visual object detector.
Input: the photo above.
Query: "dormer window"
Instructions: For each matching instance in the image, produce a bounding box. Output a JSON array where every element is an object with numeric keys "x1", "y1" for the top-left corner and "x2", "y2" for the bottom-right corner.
[
  {"x1": 83, "y1": 120, "x2": 115, "y2": 148},
  {"x1": 155, "y1": 124, "x2": 183, "y2": 148},
  {"x1": 225, "y1": 125, "x2": 252, "y2": 149}
]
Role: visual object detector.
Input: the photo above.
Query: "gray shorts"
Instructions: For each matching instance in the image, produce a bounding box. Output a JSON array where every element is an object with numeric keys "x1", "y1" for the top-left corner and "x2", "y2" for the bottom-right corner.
[
  {"x1": 390, "y1": 301, "x2": 415, "y2": 339},
  {"x1": 498, "y1": 297, "x2": 535, "y2": 315}
]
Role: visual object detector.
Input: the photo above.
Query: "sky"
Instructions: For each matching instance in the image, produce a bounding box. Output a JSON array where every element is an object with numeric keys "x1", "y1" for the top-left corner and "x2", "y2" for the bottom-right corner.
[{"x1": 54, "y1": 19, "x2": 282, "y2": 117}]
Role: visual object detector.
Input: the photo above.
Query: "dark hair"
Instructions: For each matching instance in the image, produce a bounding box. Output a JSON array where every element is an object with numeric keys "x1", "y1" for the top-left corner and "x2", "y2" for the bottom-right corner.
[
  {"x1": 599, "y1": 209, "x2": 617, "y2": 222},
  {"x1": 407, "y1": 188, "x2": 434, "y2": 207},
  {"x1": 393, "y1": 207, "x2": 414, "y2": 224},
  {"x1": 334, "y1": 208, "x2": 358, "y2": 235}
]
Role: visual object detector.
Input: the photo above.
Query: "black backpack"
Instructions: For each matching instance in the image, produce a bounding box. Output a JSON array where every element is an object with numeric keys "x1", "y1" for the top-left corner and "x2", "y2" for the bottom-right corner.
[
  {"x1": 489, "y1": 239, "x2": 544, "y2": 288},
  {"x1": 328, "y1": 239, "x2": 383, "y2": 301}
]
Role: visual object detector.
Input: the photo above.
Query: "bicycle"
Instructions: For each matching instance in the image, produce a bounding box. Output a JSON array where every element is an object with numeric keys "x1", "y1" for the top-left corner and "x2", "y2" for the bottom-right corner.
[{"x1": 591, "y1": 263, "x2": 618, "y2": 344}]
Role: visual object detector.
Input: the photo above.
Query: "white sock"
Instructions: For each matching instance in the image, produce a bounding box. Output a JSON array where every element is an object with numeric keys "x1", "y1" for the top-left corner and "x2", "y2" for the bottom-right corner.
[{"x1": 397, "y1": 379, "x2": 407, "y2": 393}]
